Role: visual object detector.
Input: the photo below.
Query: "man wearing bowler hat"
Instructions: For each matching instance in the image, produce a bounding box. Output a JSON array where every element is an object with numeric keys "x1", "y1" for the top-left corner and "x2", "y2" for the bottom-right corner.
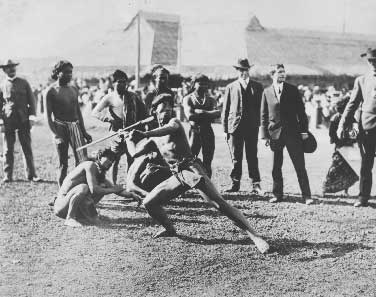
[
  {"x1": 337, "y1": 48, "x2": 376, "y2": 207},
  {"x1": 0, "y1": 59, "x2": 41, "y2": 183},
  {"x1": 260, "y1": 64, "x2": 313, "y2": 205},
  {"x1": 222, "y1": 58, "x2": 263, "y2": 193}
]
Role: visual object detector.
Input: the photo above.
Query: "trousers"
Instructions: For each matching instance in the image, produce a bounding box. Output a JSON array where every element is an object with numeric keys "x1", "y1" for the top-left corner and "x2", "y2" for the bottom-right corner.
[
  {"x1": 271, "y1": 129, "x2": 311, "y2": 198},
  {"x1": 2, "y1": 121, "x2": 36, "y2": 180}
]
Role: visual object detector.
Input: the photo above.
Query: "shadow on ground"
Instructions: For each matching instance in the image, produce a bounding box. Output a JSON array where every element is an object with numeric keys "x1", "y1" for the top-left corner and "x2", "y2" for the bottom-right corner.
[{"x1": 270, "y1": 237, "x2": 372, "y2": 260}]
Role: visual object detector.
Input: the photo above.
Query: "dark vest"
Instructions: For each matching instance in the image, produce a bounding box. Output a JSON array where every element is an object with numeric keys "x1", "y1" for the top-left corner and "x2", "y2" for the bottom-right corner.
[{"x1": 240, "y1": 82, "x2": 258, "y2": 127}]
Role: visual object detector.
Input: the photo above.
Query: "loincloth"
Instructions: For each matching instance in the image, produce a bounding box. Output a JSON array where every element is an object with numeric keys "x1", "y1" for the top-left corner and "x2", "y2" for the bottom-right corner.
[
  {"x1": 169, "y1": 157, "x2": 206, "y2": 189},
  {"x1": 54, "y1": 118, "x2": 87, "y2": 161}
]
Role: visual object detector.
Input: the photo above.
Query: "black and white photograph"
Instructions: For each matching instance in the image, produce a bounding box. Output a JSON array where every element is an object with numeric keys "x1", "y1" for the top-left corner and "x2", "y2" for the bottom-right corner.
[{"x1": 1, "y1": 0, "x2": 376, "y2": 296}]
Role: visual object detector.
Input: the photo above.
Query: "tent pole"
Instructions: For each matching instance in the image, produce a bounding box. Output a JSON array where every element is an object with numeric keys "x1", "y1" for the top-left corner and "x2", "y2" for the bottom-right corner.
[{"x1": 136, "y1": 11, "x2": 141, "y2": 89}]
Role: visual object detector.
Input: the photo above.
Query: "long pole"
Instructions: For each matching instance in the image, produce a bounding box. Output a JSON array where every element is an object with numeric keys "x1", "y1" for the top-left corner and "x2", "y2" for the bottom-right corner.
[
  {"x1": 136, "y1": 11, "x2": 141, "y2": 89},
  {"x1": 342, "y1": 0, "x2": 347, "y2": 34}
]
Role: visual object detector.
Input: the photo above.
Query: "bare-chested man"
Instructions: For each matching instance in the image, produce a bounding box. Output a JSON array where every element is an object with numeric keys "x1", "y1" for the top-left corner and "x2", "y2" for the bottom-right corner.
[
  {"x1": 92, "y1": 70, "x2": 128, "y2": 184},
  {"x1": 54, "y1": 148, "x2": 141, "y2": 227},
  {"x1": 129, "y1": 93, "x2": 270, "y2": 254},
  {"x1": 183, "y1": 74, "x2": 220, "y2": 177},
  {"x1": 45, "y1": 60, "x2": 92, "y2": 186}
]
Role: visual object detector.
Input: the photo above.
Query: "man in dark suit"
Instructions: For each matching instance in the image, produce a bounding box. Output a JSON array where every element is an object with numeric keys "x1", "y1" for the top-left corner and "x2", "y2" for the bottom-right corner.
[
  {"x1": 0, "y1": 59, "x2": 41, "y2": 183},
  {"x1": 222, "y1": 58, "x2": 263, "y2": 193},
  {"x1": 337, "y1": 48, "x2": 376, "y2": 207},
  {"x1": 260, "y1": 64, "x2": 313, "y2": 205}
]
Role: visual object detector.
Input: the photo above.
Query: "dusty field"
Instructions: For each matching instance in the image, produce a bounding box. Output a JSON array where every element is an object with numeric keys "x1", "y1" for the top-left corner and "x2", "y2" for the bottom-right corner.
[{"x1": 1, "y1": 118, "x2": 376, "y2": 297}]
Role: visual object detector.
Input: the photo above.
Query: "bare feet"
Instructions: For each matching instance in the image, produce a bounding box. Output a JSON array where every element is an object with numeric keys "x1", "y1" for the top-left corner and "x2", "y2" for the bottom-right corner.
[
  {"x1": 153, "y1": 228, "x2": 177, "y2": 239},
  {"x1": 64, "y1": 218, "x2": 83, "y2": 227},
  {"x1": 253, "y1": 236, "x2": 270, "y2": 254}
]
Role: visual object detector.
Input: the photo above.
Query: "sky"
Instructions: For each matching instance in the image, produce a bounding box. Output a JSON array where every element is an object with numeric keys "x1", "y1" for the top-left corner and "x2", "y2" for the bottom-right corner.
[{"x1": 0, "y1": 0, "x2": 375, "y2": 59}]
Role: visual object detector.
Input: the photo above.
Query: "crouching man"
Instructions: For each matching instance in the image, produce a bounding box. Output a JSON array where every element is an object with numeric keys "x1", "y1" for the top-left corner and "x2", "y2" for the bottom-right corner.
[
  {"x1": 129, "y1": 93, "x2": 270, "y2": 254},
  {"x1": 54, "y1": 148, "x2": 141, "y2": 227},
  {"x1": 126, "y1": 138, "x2": 172, "y2": 197}
]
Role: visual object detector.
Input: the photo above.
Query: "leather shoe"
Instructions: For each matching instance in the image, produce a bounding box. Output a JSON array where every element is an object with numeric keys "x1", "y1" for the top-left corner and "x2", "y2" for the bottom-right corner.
[
  {"x1": 305, "y1": 198, "x2": 315, "y2": 205},
  {"x1": 354, "y1": 198, "x2": 368, "y2": 207},
  {"x1": 225, "y1": 184, "x2": 240, "y2": 192},
  {"x1": 2, "y1": 177, "x2": 12, "y2": 183},
  {"x1": 252, "y1": 182, "x2": 264, "y2": 195},
  {"x1": 269, "y1": 196, "x2": 282, "y2": 203},
  {"x1": 28, "y1": 176, "x2": 42, "y2": 182}
]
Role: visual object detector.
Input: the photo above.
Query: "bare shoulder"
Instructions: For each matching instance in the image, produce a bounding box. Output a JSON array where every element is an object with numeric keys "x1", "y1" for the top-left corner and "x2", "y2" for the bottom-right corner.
[
  {"x1": 46, "y1": 84, "x2": 58, "y2": 99},
  {"x1": 81, "y1": 161, "x2": 97, "y2": 172}
]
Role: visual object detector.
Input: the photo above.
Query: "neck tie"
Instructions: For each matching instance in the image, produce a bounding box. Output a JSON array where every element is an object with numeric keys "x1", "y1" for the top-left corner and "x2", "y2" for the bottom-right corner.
[{"x1": 279, "y1": 86, "x2": 282, "y2": 95}]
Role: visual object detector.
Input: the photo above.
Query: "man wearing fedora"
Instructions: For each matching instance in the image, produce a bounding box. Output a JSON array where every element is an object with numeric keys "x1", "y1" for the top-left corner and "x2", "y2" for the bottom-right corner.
[
  {"x1": 222, "y1": 58, "x2": 263, "y2": 193},
  {"x1": 260, "y1": 64, "x2": 313, "y2": 205},
  {"x1": 337, "y1": 48, "x2": 376, "y2": 207},
  {"x1": 0, "y1": 59, "x2": 41, "y2": 182}
]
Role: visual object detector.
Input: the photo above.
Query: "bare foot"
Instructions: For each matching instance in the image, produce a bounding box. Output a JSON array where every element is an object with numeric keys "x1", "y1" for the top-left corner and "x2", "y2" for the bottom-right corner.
[
  {"x1": 153, "y1": 229, "x2": 177, "y2": 239},
  {"x1": 64, "y1": 218, "x2": 83, "y2": 227},
  {"x1": 253, "y1": 236, "x2": 270, "y2": 254}
]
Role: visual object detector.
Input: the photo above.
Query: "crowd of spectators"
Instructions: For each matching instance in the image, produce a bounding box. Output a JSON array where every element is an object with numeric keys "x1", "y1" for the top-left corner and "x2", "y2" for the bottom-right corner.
[{"x1": 31, "y1": 75, "x2": 351, "y2": 130}]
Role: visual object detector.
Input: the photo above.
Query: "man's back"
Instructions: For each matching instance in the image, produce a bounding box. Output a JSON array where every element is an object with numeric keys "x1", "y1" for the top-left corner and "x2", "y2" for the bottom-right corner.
[{"x1": 59, "y1": 161, "x2": 94, "y2": 195}]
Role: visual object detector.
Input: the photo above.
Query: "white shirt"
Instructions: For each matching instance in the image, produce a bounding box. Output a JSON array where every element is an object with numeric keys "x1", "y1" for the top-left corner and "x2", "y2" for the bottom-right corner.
[
  {"x1": 238, "y1": 77, "x2": 250, "y2": 90},
  {"x1": 273, "y1": 82, "x2": 284, "y2": 102}
]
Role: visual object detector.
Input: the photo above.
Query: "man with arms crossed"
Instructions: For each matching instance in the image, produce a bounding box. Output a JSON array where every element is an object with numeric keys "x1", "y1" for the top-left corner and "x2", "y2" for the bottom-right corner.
[
  {"x1": 130, "y1": 93, "x2": 269, "y2": 254},
  {"x1": 54, "y1": 148, "x2": 141, "y2": 227},
  {"x1": 45, "y1": 60, "x2": 92, "y2": 186},
  {"x1": 183, "y1": 74, "x2": 220, "y2": 178}
]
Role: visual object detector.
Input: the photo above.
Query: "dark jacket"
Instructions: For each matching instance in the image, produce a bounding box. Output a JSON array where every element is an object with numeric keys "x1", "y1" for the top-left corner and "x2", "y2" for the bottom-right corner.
[
  {"x1": 0, "y1": 77, "x2": 36, "y2": 126},
  {"x1": 260, "y1": 82, "x2": 308, "y2": 140},
  {"x1": 222, "y1": 79, "x2": 263, "y2": 134}
]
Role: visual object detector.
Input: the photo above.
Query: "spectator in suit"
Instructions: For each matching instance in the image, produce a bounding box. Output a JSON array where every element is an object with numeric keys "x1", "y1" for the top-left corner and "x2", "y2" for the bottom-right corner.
[
  {"x1": 0, "y1": 59, "x2": 41, "y2": 183},
  {"x1": 337, "y1": 48, "x2": 376, "y2": 207},
  {"x1": 260, "y1": 64, "x2": 313, "y2": 205},
  {"x1": 222, "y1": 58, "x2": 263, "y2": 193}
]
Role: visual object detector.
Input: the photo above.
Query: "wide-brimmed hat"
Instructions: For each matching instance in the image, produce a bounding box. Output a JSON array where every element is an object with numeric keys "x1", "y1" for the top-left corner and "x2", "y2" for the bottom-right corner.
[
  {"x1": 233, "y1": 58, "x2": 253, "y2": 70},
  {"x1": 303, "y1": 131, "x2": 317, "y2": 153},
  {"x1": 0, "y1": 59, "x2": 19, "y2": 68},
  {"x1": 360, "y1": 48, "x2": 376, "y2": 60}
]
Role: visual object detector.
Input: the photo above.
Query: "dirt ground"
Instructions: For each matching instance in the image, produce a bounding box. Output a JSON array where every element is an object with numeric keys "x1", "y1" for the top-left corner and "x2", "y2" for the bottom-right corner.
[{"x1": 1, "y1": 119, "x2": 376, "y2": 297}]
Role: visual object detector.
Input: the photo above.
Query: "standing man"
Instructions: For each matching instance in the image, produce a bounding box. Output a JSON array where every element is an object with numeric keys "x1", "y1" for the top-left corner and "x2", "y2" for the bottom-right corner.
[
  {"x1": 260, "y1": 64, "x2": 313, "y2": 205},
  {"x1": 183, "y1": 74, "x2": 220, "y2": 177},
  {"x1": 144, "y1": 65, "x2": 175, "y2": 115},
  {"x1": 92, "y1": 70, "x2": 142, "y2": 183},
  {"x1": 108, "y1": 70, "x2": 148, "y2": 175},
  {"x1": 337, "y1": 48, "x2": 376, "y2": 207},
  {"x1": 222, "y1": 58, "x2": 263, "y2": 193},
  {"x1": 45, "y1": 60, "x2": 92, "y2": 187},
  {"x1": 0, "y1": 59, "x2": 41, "y2": 182}
]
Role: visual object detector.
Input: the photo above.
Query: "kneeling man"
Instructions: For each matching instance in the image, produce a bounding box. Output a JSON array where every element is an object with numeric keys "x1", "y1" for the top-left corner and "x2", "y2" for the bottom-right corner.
[{"x1": 54, "y1": 148, "x2": 141, "y2": 227}]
